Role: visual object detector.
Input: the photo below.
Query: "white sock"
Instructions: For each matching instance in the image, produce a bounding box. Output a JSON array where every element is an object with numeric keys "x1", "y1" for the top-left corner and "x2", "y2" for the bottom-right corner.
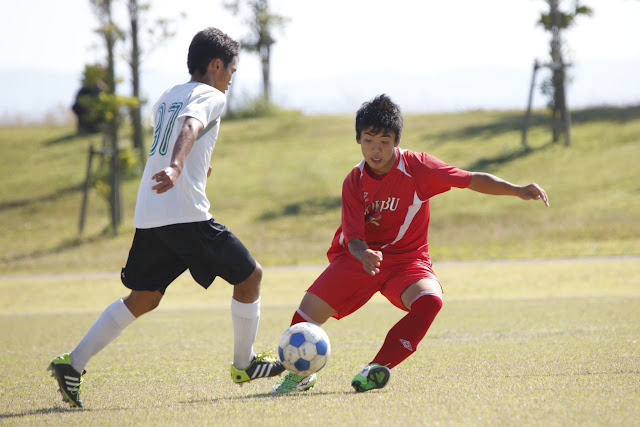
[
  {"x1": 296, "y1": 308, "x2": 321, "y2": 326},
  {"x1": 231, "y1": 297, "x2": 260, "y2": 369},
  {"x1": 69, "y1": 298, "x2": 136, "y2": 373}
]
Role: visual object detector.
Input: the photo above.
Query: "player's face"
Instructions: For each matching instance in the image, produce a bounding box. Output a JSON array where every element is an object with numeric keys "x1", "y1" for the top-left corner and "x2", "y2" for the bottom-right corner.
[
  {"x1": 357, "y1": 127, "x2": 399, "y2": 176},
  {"x1": 213, "y1": 56, "x2": 238, "y2": 93}
]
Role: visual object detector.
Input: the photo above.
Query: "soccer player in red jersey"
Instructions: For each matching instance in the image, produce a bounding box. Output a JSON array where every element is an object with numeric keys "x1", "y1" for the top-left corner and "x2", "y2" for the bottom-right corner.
[{"x1": 272, "y1": 94, "x2": 549, "y2": 394}]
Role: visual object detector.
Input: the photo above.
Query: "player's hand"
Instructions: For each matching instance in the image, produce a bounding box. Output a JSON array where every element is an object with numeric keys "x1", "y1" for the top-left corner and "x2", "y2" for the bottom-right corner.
[
  {"x1": 362, "y1": 249, "x2": 383, "y2": 276},
  {"x1": 518, "y1": 183, "x2": 549, "y2": 206},
  {"x1": 151, "y1": 165, "x2": 181, "y2": 194}
]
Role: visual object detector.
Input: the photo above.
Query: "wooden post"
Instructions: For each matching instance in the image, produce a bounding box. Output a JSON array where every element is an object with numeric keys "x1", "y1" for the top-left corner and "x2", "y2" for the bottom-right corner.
[
  {"x1": 79, "y1": 144, "x2": 96, "y2": 235},
  {"x1": 558, "y1": 65, "x2": 572, "y2": 146},
  {"x1": 563, "y1": 98, "x2": 572, "y2": 146},
  {"x1": 522, "y1": 59, "x2": 572, "y2": 147},
  {"x1": 107, "y1": 137, "x2": 122, "y2": 236},
  {"x1": 522, "y1": 59, "x2": 540, "y2": 149}
]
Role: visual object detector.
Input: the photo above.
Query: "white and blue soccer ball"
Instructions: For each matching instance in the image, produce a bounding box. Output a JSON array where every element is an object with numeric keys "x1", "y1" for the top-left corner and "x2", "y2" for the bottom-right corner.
[{"x1": 278, "y1": 322, "x2": 331, "y2": 376}]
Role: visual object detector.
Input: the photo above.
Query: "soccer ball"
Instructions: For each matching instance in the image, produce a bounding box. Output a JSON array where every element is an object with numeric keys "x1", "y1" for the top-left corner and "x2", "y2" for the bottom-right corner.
[{"x1": 278, "y1": 322, "x2": 331, "y2": 376}]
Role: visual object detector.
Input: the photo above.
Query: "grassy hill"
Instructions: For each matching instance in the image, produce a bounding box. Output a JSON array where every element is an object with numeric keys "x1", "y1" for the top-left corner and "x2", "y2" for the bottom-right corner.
[{"x1": 1, "y1": 106, "x2": 639, "y2": 274}]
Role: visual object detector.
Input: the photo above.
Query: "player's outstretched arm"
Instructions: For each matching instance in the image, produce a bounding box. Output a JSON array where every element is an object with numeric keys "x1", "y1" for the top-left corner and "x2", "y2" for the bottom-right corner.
[
  {"x1": 467, "y1": 172, "x2": 550, "y2": 206},
  {"x1": 151, "y1": 117, "x2": 204, "y2": 194}
]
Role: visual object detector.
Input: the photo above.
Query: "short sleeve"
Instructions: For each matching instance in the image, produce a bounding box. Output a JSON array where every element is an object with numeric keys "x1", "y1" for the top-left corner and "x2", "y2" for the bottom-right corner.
[
  {"x1": 179, "y1": 85, "x2": 226, "y2": 128},
  {"x1": 408, "y1": 152, "x2": 472, "y2": 200}
]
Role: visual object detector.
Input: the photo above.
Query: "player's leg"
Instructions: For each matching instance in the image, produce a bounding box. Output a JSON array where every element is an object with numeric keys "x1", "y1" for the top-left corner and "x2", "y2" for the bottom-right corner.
[
  {"x1": 49, "y1": 291, "x2": 163, "y2": 408},
  {"x1": 48, "y1": 296, "x2": 139, "y2": 408},
  {"x1": 122, "y1": 289, "x2": 164, "y2": 316},
  {"x1": 293, "y1": 291, "x2": 338, "y2": 325},
  {"x1": 370, "y1": 278, "x2": 442, "y2": 369},
  {"x1": 229, "y1": 262, "x2": 285, "y2": 384},
  {"x1": 231, "y1": 262, "x2": 261, "y2": 303},
  {"x1": 298, "y1": 256, "x2": 379, "y2": 323},
  {"x1": 183, "y1": 220, "x2": 283, "y2": 384},
  {"x1": 49, "y1": 228, "x2": 179, "y2": 408},
  {"x1": 69, "y1": 291, "x2": 157, "y2": 374},
  {"x1": 273, "y1": 257, "x2": 378, "y2": 393},
  {"x1": 270, "y1": 292, "x2": 337, "y2": 393},
  {"x1": 230, "y1": 263, "x2": 262, "y2": 370},
  {"x1": 352, "y1": 262, "x2": 443, "y2": 392}
]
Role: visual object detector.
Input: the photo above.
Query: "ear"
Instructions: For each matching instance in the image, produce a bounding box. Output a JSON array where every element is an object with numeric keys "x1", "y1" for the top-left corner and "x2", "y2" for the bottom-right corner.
[{"x1": 209, "y1": 58, "x2": 222, "y2": 72}]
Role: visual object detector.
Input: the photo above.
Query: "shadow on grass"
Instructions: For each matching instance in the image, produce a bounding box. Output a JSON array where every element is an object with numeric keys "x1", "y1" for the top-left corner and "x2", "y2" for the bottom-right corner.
[
  {"x1": 0, "y1": 390, "x2": 351, "y2": 421},
  {"x1": 43, "y1": 130, "x2": 103, "y2": 146},
  {"x1": 43, "y1": 132, "x2": 81, "y2": 146},
  {"x1": 571, "y1": 105, "x2": 640, "y2": 124},
  {"x1": 0, "y1": 232, "x2": 108, "y2": 264},
  {"x1": 462, "y1": 141, "x2": 554, "y2": 173},
  {"x1": 259, "y1": 195, "x2": 342, "y2": 221},
  {"x1": 0, "y1": 406, "x2": 87, "y2": 419},
  {"x1": 0, "y1": 184, "x2": 83, "y2": 212},
  {"x1": 183, "y1": 389, "x2": 353, "y2": 405},
  {"x1": 427, "y1": 112, "x2": 547, "y2": 146},
  {"x1": 428, "y1": 105, "x2": 640, "y2": 145}
]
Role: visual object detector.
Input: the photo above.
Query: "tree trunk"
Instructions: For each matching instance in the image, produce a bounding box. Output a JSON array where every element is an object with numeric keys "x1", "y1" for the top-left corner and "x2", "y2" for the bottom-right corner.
[
  {"x1": 108, "y1": 119, "x2": 121, "y2": 234},
  {"x1": 548, "y1": 0, "x2": 570, "y2": 146},
  {"x1": 261, "y1": 43, "x2": 271, "y2": 103},
  {"x1": 129, "y1": 0, "x2": 145, "y2": 163},
  {"x1": 522, "y1": 60, "x2": 540, "y2": 149},
  {"x1": 104, "y1": 0, "x2": 122, "y2": 234},
  {"x1": 551, "y1": 68, "x2": 562, "y2": 143}
]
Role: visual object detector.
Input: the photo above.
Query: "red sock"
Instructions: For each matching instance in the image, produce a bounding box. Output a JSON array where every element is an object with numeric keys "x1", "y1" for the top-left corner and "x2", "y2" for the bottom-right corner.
[
  {"x1": 290, "y1": 310, "x2": 307, "y2": 326},
  {"x1": 371, "y1": 294, "x2": 443, "y2": 369}
]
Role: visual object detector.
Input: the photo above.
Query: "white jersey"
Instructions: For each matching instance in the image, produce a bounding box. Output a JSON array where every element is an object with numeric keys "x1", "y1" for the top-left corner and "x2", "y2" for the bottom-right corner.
[{"x1": 133, "y1": 81, "x2": 226, "y2": 229}]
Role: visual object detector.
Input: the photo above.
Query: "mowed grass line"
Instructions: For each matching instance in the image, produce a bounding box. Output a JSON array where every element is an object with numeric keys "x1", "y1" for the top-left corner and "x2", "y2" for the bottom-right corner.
[{"x1": 1, "y1": 259, "x2": 639, "y2": 425}]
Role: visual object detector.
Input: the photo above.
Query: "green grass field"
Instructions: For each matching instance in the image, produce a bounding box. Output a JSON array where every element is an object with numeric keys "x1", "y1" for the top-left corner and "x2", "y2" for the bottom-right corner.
[
  {"x1": 1, "y1": 107, "x2": 639, "y2": 425},
  {"x1": 1, "y1": 259, "x2": 639, "y2": 425},
  {"x1": 1, "y1": 106, "x2": 639, "y2": 274}
]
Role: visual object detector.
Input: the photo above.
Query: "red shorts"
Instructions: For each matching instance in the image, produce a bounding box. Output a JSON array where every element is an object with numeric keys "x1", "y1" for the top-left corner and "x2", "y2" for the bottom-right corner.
[{"x1": 307, "y1": 255, "x2": 440, "y2": 319}]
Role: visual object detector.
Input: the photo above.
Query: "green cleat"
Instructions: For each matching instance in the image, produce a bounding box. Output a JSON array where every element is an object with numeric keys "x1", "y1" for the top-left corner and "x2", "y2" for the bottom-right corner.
[
  {"x1": 351, "y1": 363, "x2": 391, "y2": 393},
  {"x1": 271, "y1": 372, "x2": 317, "y2": 393},
  {"x1": 48, "y1": 353, "x2": 85, "y2": 408},
  {"x1": 230, "y1": 350, "x2": 285, "y2": 385}
]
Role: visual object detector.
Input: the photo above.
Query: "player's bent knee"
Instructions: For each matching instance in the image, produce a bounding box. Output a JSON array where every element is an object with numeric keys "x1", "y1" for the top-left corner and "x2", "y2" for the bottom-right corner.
[
  {"x1": 411, "y1": 293, "x2": 443, "y2": 318},
  {"x1": 252, "y1": 263, "x2": 263, "y2": 282},
  {"x1": 232, "y1": 264, "x2": 263, "y2": 303},
  {"x1": 242, "y1": 262, "x2": 262, "y2": 286},
  {"x1": 299, "y1": 292, "x2": 337, "y2": 324},
  {"x1": 124, "y1": 291, "x2": 163, "y2": 317}
]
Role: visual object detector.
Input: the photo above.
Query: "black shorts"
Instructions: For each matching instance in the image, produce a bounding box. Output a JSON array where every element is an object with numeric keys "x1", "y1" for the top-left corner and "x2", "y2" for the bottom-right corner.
[{"x1": 121, "y1": 219, "x2": 257, "y2": 294}]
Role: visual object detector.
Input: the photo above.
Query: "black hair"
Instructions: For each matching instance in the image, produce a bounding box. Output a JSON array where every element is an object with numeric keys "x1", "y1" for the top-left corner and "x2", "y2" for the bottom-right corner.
[
  {"x1": 355, "y1": 94, "x2": 403, "y2": 143},
  {"x1": 187, "y1": 27, "x2": 240, "y2": 75}
]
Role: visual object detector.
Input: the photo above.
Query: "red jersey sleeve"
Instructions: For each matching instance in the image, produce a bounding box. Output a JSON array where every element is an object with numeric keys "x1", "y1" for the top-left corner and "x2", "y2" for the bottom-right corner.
[
  {"x1": 407, "y1": 152, "x2": 472, "y2": 200},
  {"x1": 341, "y1": 169, "x2": 366, "y2": 244}
]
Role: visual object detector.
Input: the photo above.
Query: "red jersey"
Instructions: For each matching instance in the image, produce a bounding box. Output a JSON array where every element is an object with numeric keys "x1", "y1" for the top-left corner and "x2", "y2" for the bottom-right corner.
[{"x1": 327, "y1": 148, "x2": 472, "y2": 262}]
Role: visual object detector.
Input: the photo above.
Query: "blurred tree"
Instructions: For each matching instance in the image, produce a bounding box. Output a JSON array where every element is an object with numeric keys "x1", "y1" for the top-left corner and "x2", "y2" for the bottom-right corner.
[
  {"x1": 537, "y1": 0, "x2": 592, "y2": 146},
  {"x1": 127, "y1": 0, "x2": 144, "y2": 163},
  {"x1": 82, "y1": 0, "x2": 179, "y2": 235},
  {"x1": 91, "y1": 0, "x2": 125, "y2": 234},
  {"x1": 124, "y1": 0, "x2": 181, "y2": 165},
  {"x1": 224, "y1": 0, "x2": 289, "y2": 105},
  {"x1": 72, "y1": 64, "x2": 108, "y2": 134}
]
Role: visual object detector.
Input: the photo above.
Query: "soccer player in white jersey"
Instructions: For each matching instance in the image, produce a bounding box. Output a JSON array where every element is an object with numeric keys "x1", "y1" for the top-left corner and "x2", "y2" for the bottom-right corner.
[
  {"x1": 48, "y1": 27, "x2": 284, "y2": 408},
  {"x1": 272, "y1": 94, "x2": 549, "y2": 394}
]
